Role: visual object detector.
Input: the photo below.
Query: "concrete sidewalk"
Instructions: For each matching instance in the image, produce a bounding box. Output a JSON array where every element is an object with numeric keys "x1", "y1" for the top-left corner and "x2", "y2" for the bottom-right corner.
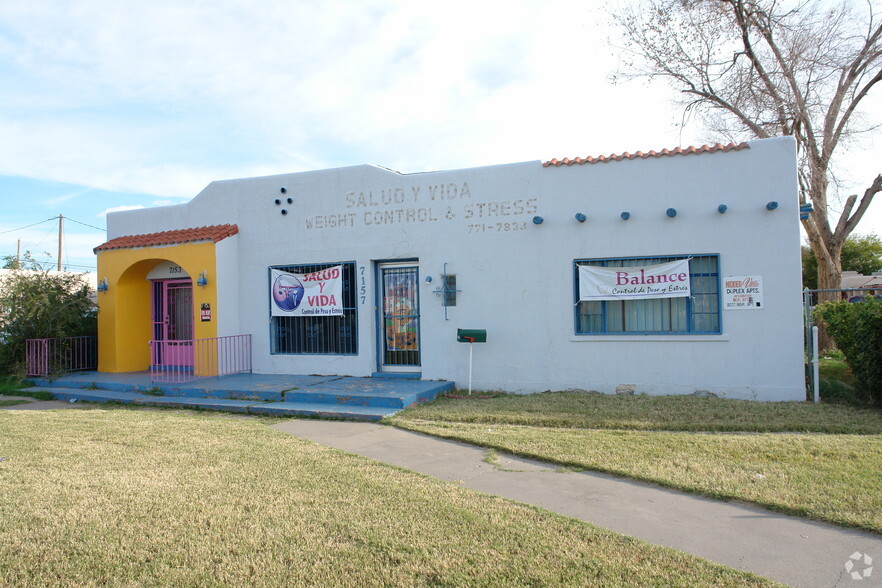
[{"x1": 272, "y1": 419, "x2": 882, "y2": 588}]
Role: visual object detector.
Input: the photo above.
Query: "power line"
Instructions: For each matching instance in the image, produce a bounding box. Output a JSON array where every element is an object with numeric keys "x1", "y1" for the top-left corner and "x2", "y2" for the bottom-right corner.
[
  {"x1": 65, "y1": 217, "x2": 106, "y2": 232},
  {"x1": 0, "y1": 216, "x2": 58, "y2": 235},
  {"x1": 0, "y1": 215, "x2": 106, "y2": 237}
]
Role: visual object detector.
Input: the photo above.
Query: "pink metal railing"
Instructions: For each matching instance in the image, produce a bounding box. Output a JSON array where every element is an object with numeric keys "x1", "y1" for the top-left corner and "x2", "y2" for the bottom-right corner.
[
  {"x1": 26, "y1": 336, "x2": 98, "y2": 377},
  {"x1": 149, "y1": 334, "x2": 252, "y2": 383}
]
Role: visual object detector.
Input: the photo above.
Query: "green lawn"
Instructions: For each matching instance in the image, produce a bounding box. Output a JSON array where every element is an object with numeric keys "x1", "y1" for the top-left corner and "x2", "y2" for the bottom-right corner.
[
  {"x1": 0, "y1": 377, "x2": 52, "y2": 401},
  {"x1": 388, "y1": 393, "x2": 882, "y2": 534},
  {"x1": 0, "y1": 408, "x2": 776, "y2": 587}
]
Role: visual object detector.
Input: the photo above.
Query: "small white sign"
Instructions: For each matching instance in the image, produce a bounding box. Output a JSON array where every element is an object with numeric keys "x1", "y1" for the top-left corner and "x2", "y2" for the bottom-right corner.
[{"x1": 723, "y1": 275, "x2": 763, "y2": 310}]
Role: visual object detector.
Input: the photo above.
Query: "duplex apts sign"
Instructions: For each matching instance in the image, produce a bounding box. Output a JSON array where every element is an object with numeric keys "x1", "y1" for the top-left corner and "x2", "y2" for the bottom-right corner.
[{"x1": 579, "y1": 259, "x2": 691, "y2": 301}]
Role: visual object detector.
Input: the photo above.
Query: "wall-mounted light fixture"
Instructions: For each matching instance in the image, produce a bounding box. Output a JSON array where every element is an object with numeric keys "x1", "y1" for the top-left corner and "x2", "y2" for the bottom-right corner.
[
  {"x1": 766, "y1": 201, "x2": 779, "y2": 211},
  {"x1": 197, "y1": 271, "x2": 208, "y2": 288},
  {"x1": 621, "y1": 211, "x2": 631, "y2": 220},
  {"x1": 666, "y1": 208, "x2": 677, "y2": 218},
  {"x1": 532, "y1": 216, "x2": 544, "y2": 225},
  {"x1": 718, "y1": 204, "x2": 728, "y2": 214},
  {"x1": 574, "y1": 213, "x2": 586, "y2": 223},
  {"x1": 97, "y1": 278, "x2": 109, "y2": 293}
]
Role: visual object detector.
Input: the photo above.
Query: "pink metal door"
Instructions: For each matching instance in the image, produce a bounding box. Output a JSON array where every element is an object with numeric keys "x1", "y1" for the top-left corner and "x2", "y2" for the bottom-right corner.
[{"x1": 152, "y1": 279, "x2": 194, "y2": 367}]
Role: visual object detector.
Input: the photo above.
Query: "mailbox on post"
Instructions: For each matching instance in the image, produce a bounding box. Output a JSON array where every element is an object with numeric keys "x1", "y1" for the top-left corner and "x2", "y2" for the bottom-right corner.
[
  {"x1": 457, "y1": 329, "x2": 486, "y2": 395},
  {"x1": 457, "y1": 329, "x2": 487, "y2": 343}
]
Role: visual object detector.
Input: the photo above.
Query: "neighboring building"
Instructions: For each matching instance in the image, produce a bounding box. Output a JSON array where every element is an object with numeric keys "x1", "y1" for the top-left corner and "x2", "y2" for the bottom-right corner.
[
  {"x1": 840, "y1": 270, "x2": 882, "y2": 299},
  {"x1": 94, "y1": 136, "x2": 805, "y2": 401}
]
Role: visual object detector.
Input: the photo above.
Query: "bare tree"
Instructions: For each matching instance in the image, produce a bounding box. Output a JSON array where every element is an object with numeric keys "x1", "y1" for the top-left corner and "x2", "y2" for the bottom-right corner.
[{"x1": 613, "y1": 0, "x2": 882, "y2": 297}]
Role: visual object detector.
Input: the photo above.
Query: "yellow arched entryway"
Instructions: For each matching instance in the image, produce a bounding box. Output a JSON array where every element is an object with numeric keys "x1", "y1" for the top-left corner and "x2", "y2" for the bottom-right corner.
[{"x1": 96, "y1": 243, "x2": 219, "y2": 373}]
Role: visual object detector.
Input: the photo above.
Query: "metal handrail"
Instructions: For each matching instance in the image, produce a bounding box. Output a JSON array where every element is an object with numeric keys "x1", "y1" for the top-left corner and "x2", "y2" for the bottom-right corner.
[
  {"x1": 25, "y1": 336, "x2": 97, "y2": 377},
  {"x1": 149, "y1": 334, "x2": 252, "y2": 384}
]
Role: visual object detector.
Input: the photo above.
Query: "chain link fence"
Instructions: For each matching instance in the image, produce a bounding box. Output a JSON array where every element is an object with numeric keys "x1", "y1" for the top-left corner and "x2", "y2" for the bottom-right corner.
[{"x1": 804, "y1": 287, "x2": 881, "y2": 403}]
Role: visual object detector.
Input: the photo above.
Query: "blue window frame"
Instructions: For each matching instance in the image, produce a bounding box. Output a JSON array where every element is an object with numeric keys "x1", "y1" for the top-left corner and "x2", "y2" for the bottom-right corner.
[
  {"x1": 270, "y1": 261, "x2": 357, "y2": 355},
  {"x1": 574, "y1": 254, "x2": 721, "y2": 335}
]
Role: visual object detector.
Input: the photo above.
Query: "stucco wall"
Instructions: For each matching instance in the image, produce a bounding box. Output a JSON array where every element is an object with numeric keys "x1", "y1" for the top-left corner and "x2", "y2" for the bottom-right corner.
[{"x1": 107, "y1": 136, "x2": 804, "y2": 400}]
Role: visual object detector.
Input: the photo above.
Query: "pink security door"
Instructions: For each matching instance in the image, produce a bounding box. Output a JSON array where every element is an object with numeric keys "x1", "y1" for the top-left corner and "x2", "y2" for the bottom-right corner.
[{"x1": 151, "y1": 279, "x2": 194, "y2": 367}]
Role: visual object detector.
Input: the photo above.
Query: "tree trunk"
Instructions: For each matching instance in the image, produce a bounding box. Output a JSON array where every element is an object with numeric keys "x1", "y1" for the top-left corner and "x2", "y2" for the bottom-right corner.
[{"x1": 813, "y1": 247, "x2": 843, "y2": 352}]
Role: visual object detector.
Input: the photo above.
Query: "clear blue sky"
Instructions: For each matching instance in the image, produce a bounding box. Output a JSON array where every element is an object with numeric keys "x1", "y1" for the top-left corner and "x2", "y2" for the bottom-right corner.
[{"x1": 1, "y1": 0, "x2": 879, "y2": 271}]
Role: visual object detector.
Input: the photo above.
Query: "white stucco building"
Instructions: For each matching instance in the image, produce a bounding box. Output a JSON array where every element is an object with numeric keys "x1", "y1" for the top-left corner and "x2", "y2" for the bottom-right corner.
[{"x1": 95, "y1": 136, "x2": 806, "y2": 401}]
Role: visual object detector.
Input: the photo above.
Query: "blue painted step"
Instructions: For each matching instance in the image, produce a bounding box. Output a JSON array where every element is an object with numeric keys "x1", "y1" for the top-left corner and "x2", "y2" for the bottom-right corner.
[
  {"x1": 26, "y1": 387, "x2": 401, "y2": 421},
  {"x1": 23, "y1": 371, "x2": 454, "y2": 421}
]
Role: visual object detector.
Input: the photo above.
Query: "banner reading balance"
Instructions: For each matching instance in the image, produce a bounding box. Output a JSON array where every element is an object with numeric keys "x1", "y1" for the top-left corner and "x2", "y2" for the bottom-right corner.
[
  {"x1": 270, "y1": 266, "x2": 344, "y2": 317},
  {"x1": 579, "y1": 259, "x2": 691, "y2": 301}
]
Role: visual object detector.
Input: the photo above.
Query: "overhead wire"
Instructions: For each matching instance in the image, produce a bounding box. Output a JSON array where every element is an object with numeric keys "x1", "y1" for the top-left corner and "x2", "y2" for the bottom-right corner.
[
  {"x1": 2, "y1": 215, "x2": 104, "y2": 270},
  {"x1": 65, "y1": 217, "x2": 106, "y2": 232},
  {"x1": 0, "y1": 216, "x2": 58, "y2": 235}
]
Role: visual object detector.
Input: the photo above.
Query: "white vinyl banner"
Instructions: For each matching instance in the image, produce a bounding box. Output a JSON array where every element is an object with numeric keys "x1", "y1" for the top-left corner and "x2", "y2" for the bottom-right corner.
[
  {"x1": 579, "y1": 259, "x2": 691, "y2": 301},
  {"x1": 270, "y1": 266, "x2": 344, "y2": 317}
]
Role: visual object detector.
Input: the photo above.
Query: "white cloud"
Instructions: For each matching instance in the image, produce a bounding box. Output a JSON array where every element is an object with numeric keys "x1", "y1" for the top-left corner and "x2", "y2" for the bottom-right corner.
[
  {"x1": 97, "y1": 205, "x2": 144, "y2": 219},
  {"x1": 0, "y1": 0, "x2": 877, "y2": 237}
]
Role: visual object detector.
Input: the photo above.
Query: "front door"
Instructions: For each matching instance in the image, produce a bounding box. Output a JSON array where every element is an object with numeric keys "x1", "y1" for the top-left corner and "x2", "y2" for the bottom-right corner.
[
  {"x1": 151, "y1": 279, "x2": 194, "y2": 367},
  {"x1": 378, "y1": 262, "x2": 420, "y2": 372}
]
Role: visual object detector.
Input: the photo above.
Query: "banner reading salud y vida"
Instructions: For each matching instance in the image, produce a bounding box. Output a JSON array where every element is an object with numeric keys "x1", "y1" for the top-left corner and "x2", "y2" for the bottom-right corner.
[
  {"x1": 270, "y1": 266, "x2": 344, "y2": 317},
  {"x1": 579, "y1": 259, "x2": 691, "y2": 301}
]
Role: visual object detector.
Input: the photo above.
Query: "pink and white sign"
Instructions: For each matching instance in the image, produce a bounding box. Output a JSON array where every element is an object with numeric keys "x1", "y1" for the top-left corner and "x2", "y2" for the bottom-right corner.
[
  {"x1": 579, "y1": 259, "x2": 691, "y2": 301},
  {"x1": 270, "y1": 266, "x2": 344, "y2": 317}
]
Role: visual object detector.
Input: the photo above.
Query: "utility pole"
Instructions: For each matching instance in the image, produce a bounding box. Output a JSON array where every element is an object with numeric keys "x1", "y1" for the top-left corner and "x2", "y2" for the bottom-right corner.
[
  {"x1": 16, "y1": 239, "x2": 20, "y2": 267},
  {"x1": 57, "y1": 214, "x2": 63, "y2": 271}
]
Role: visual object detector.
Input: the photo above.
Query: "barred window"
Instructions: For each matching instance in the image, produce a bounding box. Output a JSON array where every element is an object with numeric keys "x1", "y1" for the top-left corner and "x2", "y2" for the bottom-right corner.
[
  {"x1": 270, "y1": 261, "x2": 357, "y2": 354},
  {"x1": 574, "y1": 254, "x2": 721, "y2": 335}
]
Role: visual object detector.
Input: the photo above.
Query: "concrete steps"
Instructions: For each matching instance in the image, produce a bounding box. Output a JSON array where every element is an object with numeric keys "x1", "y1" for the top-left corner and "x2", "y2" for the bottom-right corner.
[{"x1": 24, "y1": 372, "x2": 453, "y2": 421}]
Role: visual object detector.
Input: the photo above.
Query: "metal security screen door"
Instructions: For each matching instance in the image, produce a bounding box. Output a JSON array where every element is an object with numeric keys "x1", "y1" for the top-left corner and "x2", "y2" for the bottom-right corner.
[
  {"x1": 151, "y1": 279, "x2": 194, "y2": 367},
  {"x1": 378, "y1": 263, "x2": 420, "y2": 371}
]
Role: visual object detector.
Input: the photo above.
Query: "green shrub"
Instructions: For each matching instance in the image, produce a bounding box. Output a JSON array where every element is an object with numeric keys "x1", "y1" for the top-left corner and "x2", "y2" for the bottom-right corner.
[
  {"x1": 0, "y1": 271, "x2": 97, "y2": 376},
  {"x1": 814, "y1": 297, "x2": 882, "y2": 405}
]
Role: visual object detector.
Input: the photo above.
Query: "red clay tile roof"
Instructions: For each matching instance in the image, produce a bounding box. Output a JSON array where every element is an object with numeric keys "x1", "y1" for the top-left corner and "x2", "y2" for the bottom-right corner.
[
  {"x1": 94, "y1": 224, "x2": 239, "y2": 253},
  {"x1": 542, "y1": 142, "x2": 750, "y2": 167}
]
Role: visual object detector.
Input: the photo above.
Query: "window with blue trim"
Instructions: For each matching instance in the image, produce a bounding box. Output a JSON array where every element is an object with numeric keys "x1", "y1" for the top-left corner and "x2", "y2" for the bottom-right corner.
[
  {"x1": 574, "y1": 254, "x2": 721, "y2": 335},
  {"x1": 271, "y1": 261, "x2": 357, "y2": 354}
]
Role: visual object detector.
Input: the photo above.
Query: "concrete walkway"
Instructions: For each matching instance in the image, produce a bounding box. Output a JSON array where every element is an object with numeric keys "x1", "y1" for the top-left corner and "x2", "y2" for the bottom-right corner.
[{"x1": 272, "y1": 419, "x2": 882, "y2": 588}]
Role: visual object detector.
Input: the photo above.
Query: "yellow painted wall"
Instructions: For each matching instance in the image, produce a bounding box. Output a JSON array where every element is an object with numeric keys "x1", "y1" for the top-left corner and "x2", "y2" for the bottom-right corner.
[{"x1": 96, "y1": 243, "x2": 218, "y2": 373}]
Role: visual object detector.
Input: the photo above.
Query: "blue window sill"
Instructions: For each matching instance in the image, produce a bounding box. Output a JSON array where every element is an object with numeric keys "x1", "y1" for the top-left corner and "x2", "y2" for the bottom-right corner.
[{"x1": 570, "y1": 334, "x2": 730, "y2": 342}]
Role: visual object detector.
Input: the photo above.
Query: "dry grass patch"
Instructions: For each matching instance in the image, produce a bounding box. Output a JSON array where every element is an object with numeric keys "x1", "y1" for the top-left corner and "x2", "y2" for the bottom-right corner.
[
  {"x1": 397, "y1": 392, "x2": 882, "y2": 433},
  {"x1": 0, "y1": 409, "x2": 776, "y2": 587}
]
